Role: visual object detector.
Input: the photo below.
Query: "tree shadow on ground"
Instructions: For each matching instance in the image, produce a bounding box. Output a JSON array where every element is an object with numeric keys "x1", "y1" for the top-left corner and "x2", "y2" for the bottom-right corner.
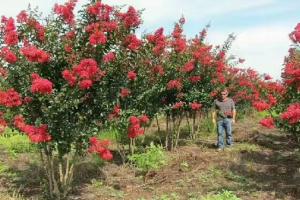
[
  {"x1": 0, "y1": 161, "x2": 43, "y2": 199},
  {"x1": 223, "y1": 132, "x2": 300, "y2": 199},
  {"x1": 227, "y1": 152, "x2": 300, "y2": 199}
]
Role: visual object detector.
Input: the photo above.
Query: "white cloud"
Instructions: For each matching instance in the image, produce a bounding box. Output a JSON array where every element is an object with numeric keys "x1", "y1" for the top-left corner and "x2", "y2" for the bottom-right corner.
[
  {"x1": 105, "y1": 0, "x2": 274, "y2": 26},
  {"x1": 208, "y1": 25, "x2": 293, "y2": 80}
]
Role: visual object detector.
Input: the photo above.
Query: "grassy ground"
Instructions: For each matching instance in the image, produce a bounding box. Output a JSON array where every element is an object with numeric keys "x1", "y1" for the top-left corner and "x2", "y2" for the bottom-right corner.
[{"x1": 0, "y1": 114, "x2": 300, "y2": 200}]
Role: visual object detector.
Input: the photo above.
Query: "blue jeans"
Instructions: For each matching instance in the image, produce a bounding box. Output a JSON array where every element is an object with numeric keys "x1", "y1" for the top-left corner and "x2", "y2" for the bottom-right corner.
[{"x1": 217, "y1": 118, "x2": 233, "y2": 148}]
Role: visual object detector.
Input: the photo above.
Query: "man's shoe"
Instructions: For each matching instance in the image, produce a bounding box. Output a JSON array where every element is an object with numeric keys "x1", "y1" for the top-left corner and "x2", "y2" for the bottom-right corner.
[{"x1": 217, "y1": 148, "x2": 223, "y2": 151}]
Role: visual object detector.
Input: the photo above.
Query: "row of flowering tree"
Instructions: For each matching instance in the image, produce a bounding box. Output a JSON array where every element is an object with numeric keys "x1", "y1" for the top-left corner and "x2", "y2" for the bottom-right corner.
[
  {"x1": 258, "y1": 24, "x2": 300, "y2": 139},
  {"x1": 0, "y1": 0, "x2": 295, "y2": 199}
]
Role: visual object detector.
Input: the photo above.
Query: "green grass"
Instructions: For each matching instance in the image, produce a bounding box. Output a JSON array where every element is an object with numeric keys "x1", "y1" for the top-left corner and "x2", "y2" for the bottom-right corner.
[
  {"x1": 98, "y1": 128, "x2": 119, "y2": 141},
  {"x1": 198, "y1": 167, "x2": 223, "y2": 183},
  {"x1": 201, "y1": 190, "x2": 241, "y2": 200},
  {"x1": 230, "y1": 143, "x2": 261, "y2": 153},
  {"x1": 225, "y1": 171, "x2": 249, "y2": 185},
  {"x1": 152, "y1": 193, "x2": 180, "y2": 200},
  {"x1": 0, "y1": 161, "x2": 9, "y2": 174},
  {"x1": 0, "y1": 129, "x2": 36, "y2": 157}
]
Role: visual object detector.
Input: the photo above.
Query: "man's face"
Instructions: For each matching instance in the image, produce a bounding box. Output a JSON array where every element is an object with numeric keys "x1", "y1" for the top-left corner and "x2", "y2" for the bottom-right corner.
[{"x1": 220, "y1": 91, "x2": 228, "y2": 100}]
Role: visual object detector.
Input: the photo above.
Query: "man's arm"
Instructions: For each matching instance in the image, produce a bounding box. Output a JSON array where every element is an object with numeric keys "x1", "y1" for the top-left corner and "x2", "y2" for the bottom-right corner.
[
  {"x1": 212, "y1": 111, "x2": 216, "y2": 125},
  {"x1": 212, "y1": 100, "x2": 217, "y2": 125},
  {"x1": 231, "y1": 99, "x2": 236, "y2": 123},
  {"x1": 232, "y1": 109, "x2": 236, "y2": 123}
]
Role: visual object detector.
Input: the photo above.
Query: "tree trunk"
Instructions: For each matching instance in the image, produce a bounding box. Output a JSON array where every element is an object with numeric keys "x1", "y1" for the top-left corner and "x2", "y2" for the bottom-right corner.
[
  {"x1": 156, "y1": 115, "x2": 161, "y2": 133},
  {"x1": 41, "y1": 145, "x2": 76, "y2": 200},
  {"x1": 165, "y1": 113, "x2": 169, "y2": 149},
  {"x1": 192, "y1": 112, "x2": 196, "y2": 139},
  {"x1": 174, "y1": 114, "x2": 183, "y2": 149}
]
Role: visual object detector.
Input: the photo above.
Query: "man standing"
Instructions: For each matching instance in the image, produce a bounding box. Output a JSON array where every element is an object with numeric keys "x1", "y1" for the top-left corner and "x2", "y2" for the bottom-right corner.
[{"x1": 212, "y1": 88, "x2": 236, "y2": 151}]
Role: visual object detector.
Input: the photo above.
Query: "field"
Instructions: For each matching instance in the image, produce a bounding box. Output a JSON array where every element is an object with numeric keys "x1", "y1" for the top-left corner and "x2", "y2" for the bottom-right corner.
[{"x1": 0, "y1": 114, "x2": 299, "y2": 200}]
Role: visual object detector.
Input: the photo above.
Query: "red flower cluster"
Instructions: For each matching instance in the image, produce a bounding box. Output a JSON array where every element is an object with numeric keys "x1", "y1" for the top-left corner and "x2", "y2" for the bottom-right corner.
[
  {"x1": 139, "y1": 115, "x2": 150, "y2": 124},
  {"x1": 0, "y1": 67, "x2": 8, "y2": 78},
  {"x1": 181, "y1": 60, "x2": 195, "y2": 73},
  {"x1": 124, "y1": 34, "x2": 142, "y2": 51},
  {"x1": 102, "y1": 21, "x2": 118, "y2": 32},
  {"x1": 118, "y1": 6, "x2": 141, "y2": 29},
  {"x1": 16, "y1": 10, "x2": 28, "y2": 23},
  {"x1": 282, "y1": 61, "x2": 300, "y2": 90},
  {"x1": 215, "y1": 60, "x2": 226, "y2": 73},
  {"x1": 1, "y1": 17, "x2": 18, "y2": 46},
  {"x1": 167, "y1": 79, "x2": 182, "y2": 90},
  {"x1": 172, "y1": 24, "x2": 183, "y2": 38},
  {"x1": 238, "y1": 79, "x2": 253, "y2": 88},
  {"x1": 66, "y1": 31, "x2": 76, "y2": 40},
  {"x1": 63, "y1": 59, "x2": 105, "y2": 89},
  {"x1": 259, "y1": 117, "x2": 275, "y2": 128},
  {"x1": 281, "y1": 103, "x2": 300, "y2": 124},
  {"x1": 23, "y1": 96, "x2": 33, "y2": 104},
  {"x1": 127, "y1": 115, "x2": 148, "y2": 138},
  {"x1": 290, "y1": 23, "x2": 300, "y2": 43},
  {"x1": 171, "y1": 22, "x2": 186, "y2": 53},
  {"x1": 87, "y1": 2, "x2": 101, "y2": 16},
  {"x1": 79, "y1": 79, "x2": 93, "y2": 90},
  {"x1": 146, "y1": 28, "x2": 167, "y2": 56},
  {"x1": 0, "y1": 89, "x2": 22, "y2": 107},
  {"x1": 189, "y1": 102, "x2": 202, "y2": 111},
  {"x1": 54, "y1": 0, "x2": 77, "y2": 25},
  {"x1": 108, "y1": 105, "x2": 121, "y2": 120},
  {"x1": 103, "y1": 52, "x2": 116, "y2": 63},
  {"x1": 267, "y1": 94, "x2": 277, "y2": 106},
  {"x1": 127, "y1": 71, "x2": 137, "y2": 81},
  {"x1": 189, "y1": 76, "x2": 201, "y2": 84},
  {"x1": 31, "y1": 73, "x2": 53, "y2": 95},
  {"x1": 21, "y1": 46, "x2": 50, "y2": 63},
  {"x1": 1, "y1": 47, "x2": 17, "y2": 64},
  {"x1": 88, "y1": 137, "x2": 113, "y2": 161},
  {"x1": 87, "y1": 2, "x2": 113, "y2": 21},
  {"x1": 62, "y1": 70, "x2": 76, "y2": 86},
  {"x1": 120, "y1": 88, "x2": 131, "y2": 98},
  {"x1": 89, "y1": 30, "x2": 107, "y2": 46},
  {"x1": 193, "y1": 45, "x2": 213, "y2": 66},
  {"x1": 252, "y1": 100, "x2": 271, "y2": 112},
  {"x1": 65, "y1": 44, "x2": 74, "y2": 53},
  {"x1": 153, "y1": 65, "x2": 165, "y2": 76},
  {"x1": 27, "y1": 18, "x2": 45, "y2": 41},
  {"x1": 14, "y1": 115, "x2": 52, "y2": 143},
  {"x1": 173, "y1": 101, "x2": 184, "y2": 110},
  {"x1": 172, "y1": 38, "x2": 186, "y2": 53},
  {"x1": 232, "y1": 91, "x2": 250, "y2": 103},
  {"x1": 86, "y1": 19, "x2": 118, "y2": 34}
]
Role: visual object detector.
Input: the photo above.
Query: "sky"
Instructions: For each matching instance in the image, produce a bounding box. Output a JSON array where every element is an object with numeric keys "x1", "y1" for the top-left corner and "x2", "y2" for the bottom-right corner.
[{"x1": 0, "y1": 0, "x2": 300, "y2": 80}]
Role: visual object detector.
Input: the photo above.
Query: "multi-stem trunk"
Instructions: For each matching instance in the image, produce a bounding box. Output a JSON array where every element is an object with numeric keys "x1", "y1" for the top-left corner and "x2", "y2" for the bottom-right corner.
[
  {"x1": 129, "y1": 138, "x2": 136, "y2": 155},
  {"x1": 174, "y1": 114, "x2": 183, "y2": 149},
  {"x1": 155, "y1": 115, "x2": 161, "y2": 133},
  {"x1": 40, "y1": 145, "x2": 77, "y2": 200}
]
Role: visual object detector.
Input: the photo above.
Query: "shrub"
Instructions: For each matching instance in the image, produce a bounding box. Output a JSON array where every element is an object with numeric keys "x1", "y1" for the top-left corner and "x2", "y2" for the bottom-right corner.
[{"x1": 128, "y1": 143, "x2": 167, "y2": 173}]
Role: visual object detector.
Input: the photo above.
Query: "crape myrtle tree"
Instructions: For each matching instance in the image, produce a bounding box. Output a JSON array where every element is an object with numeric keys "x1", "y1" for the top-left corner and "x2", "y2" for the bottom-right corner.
[
  {"x1": 258, "y1": 23, "x2": 300, "y2": 135},
  {"x1": 0, "y1": 0, "x2": 149, "y2": 198},
  {"x1": 261, "y1": 23, "x2": 300, "y2": 138}
]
